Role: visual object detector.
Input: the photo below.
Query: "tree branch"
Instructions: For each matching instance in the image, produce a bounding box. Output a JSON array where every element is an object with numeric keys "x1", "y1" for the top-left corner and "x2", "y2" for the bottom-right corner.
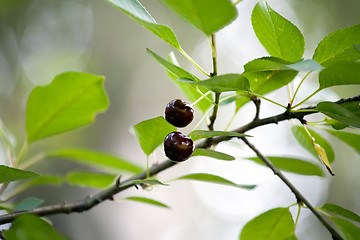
[
  {"x1": 0, "y1": 160, "x2": 176, "y2": 225},
  {"x1": 240, "y1": 137, "x2": 343, "y2": 240},
  {"x1": 0, "y1": 95, "x2": 358, "y2": 229}
]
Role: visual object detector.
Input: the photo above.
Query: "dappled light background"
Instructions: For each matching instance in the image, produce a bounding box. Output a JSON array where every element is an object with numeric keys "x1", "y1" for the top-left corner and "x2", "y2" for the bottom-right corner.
[{"x1": 0, "y1": 0, "x2": 359, "y2": 239}]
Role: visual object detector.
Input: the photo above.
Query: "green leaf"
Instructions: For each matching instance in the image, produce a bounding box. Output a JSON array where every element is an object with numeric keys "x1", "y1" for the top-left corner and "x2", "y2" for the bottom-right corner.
[
  {"x1": 313, "y1": 142, "x2": 334, "y2": 176},
  {"x1": 324, "y1": 101, "x2": 360, "y2": 129},
  {"x1": 318, "y1": 62, "x2": 360, "y2": 90},
  {"x1": 235, "y1": 96, "x2": 252, "y2": 112},
  {"x1": 48, "y1": 149, "x2": 143, "y2": 174},
  {"x1": 176, "y1": 173, "x2": 256, "y2": 189},
  {"x1": 67, "y1": 172, "x2": 117, "y2": 188},
  {"x1": 326, "y1": 130, "x2": 360, "y2": 154},
  {"x1": 240, "y1": 208, "x2": 295, "y2": 240},
  {"x1": 125, "y1": 196, "x2": 170, "y2": 209},
  {"x1": 286, "y1": 59, "x2": 323, "y2": 72},
  {"x1": 28, "y1": 175, "x2": 64, "y2": 186},
  {"x1": 244, "y1": 57, "x2": 292, "y2": 72},
  {"x1": 178, "y1": 74, "x2": 249, "y2": 93},
  {"x1": 291, "y1": 126, "x2": 335, "y2": 163},
  {"x1": 251, "y1": 2, "x2": 304, "y2": 62},
  {"x1": 313, "y1": 24, "x2": 360, "y2": 67},
  {"x1": 193, "y1": 149, "x2": 235, "y2": 161},
  {"x1": 162, "y1": 0, "x2": 237, "y2": 35},
  {"x1": 189, "y1": 130, "x2": 250, "y2": 141},
  {"x1": 244, "y1": 58, "x2": 322, "y2": 72},
  {"x1": 133, "y1": 116, "x2": 177, "y2": 157},
  {"x1": 244, "y1": 57, "x2": 323, "y2": 95},
  {"x1": 244, "y1": 70, "x2": 298, "y2": 95},
  {"x1": 3, "y1": 214, "x2": 69, "y2": 240},
  {"x1": 320, "y1": 203, "x2": 360, "y2": 223},
  {"x1": 120, "y1": 178, "x2": 168, "y2": 188},
  {"x1": 0, "y1": 165, "x2": 40, "y2": 184},
  {"x1": 325, "y1": 118, "x2": 348, "y2": 130},
  {"x1": 147, "y1": 49, "x2": 212, "y2": 113},
  {"x1": 106, "y1": 0, "x2": 180, "y2": 49},
  {"x1": 355, "y1": 43, "x2": 360, "y2": 53},
  {"x1": 329, "y1": 216, "x2": 360, "y2": 240},
  {"x1": 0, "y1": 204, "x2": 12, "y2": 211},
  {"x1": 219, "y1": 94, "x2": 241, "y2": 105},
  {"x1": 12, "y1": 197, "x2": 44, "y2": 212},
  {"x1": 286, "y1": 235, "x2": 298, "y2": 240},
  {"x1": 339, "y1": 101, "x2": 360, "y2": 117},
  {"x1": 246, "y1": 156, "x2": 324, "y2": 177},
  {"x1": 2, "y1": 176, "x2": 64, "y2": 201},
  {"x1": 317, "y1": 102, "x2": 360, "y2": 128},
  {"x1": 147, "y1": 49, "x2": 199, "y2": 81},
  {"x1": 26, "y1": 72, "x2": 109, "y2": 143}
]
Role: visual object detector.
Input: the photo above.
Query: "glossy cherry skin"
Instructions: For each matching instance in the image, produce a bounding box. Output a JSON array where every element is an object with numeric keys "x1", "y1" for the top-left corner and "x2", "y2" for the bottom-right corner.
[
  {"x1": 165, "y1": 99, "x2": 194, "y2": 128},
  {"x1": 164, "y1": 132, "x2": 194, "y2": 162}
]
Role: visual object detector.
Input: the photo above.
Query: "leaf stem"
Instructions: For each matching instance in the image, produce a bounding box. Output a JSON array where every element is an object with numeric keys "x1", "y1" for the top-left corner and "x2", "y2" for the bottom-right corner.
[
  {"x1": 290, "y1": 109, "x2": 319, "y2": 113},
  {"x1": 190, "y1": 90, "x2": 214, "y2": 108},
  {"x1": 18, "y1": 152, "x2": 47, "y2": 170},
  {"x1": 233, "y1": 0, "x2": 243, "y2": 5},
  {"x1": 290, "y1": 72, "x2": 311, "y2": 107},
  {"x1": 179, "y1": 48, "x2": 210, "y2": 77},
  {"x1": 224, "y1": 112, "x2": 237, "y2": 131},
  {"x1": 292, "y1": 89, "x2": 320, "y2": 109},
  {"x1": 0, "y1": 139, "x2": 28, "y2": 199},
  {"x1": 0, "y1": 124, "x2": 16, "y2": 167},
  {"x1": 248, "y1": 92, "x2": 287, "y2": 109},
  {"x1": 218, "y1": 93, "x2": 241, "y2": 104},
  {"x1": 0, "y1": 183, "x2": 10, "y2": 199},
  {"x1": 192, "y1": 106, "x2": 215, "y2": 131},
  {"x1": 294, "y1": 203, "x2": 302, "y2": 228},
  {"x1": 1, "y1": 183, "x2": 30, "y2": 202},
  {"x1": 287, "y1": 84, "x2": 293, "y2": 103},
  {"x1": 16, "y1": 141, "x2": 29, "y2": 167}
]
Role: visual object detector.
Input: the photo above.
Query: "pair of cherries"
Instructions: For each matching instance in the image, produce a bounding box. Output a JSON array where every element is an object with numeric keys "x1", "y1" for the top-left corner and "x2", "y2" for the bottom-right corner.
[{"x1": 164, "y1": 99, "x2": 194, "y2": 162}]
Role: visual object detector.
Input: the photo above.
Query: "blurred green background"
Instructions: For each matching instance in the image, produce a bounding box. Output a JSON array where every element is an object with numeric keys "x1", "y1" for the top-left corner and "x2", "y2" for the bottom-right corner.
[{"x1": 0, "y1": 0, "x2": 359, "y2": 239}]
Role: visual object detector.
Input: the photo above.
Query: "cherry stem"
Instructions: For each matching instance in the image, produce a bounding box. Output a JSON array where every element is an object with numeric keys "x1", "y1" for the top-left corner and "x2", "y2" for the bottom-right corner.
[
  {"x1": 179, "y1": 48, "x2": 210, "y2": 77},
  {"x1": 190, "y1": 90, "x2": 213, "y2": 108}
]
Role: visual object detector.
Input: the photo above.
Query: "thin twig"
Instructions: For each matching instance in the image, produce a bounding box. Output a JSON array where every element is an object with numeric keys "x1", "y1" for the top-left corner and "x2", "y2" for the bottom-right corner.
[
  {"x1": 240, "y1": 137, "x2": 343, "y2": 240},
  {"x1": 207, "y1": 33, "x2": 220, "y2": 131},
  {"x1": 208, "y1": 92, "x2": 220, "y2": 131},
  {"x1": 210, "y1": 33, "x2": 217, "y2": 77},
  {"x1": 252, "y1": 97, "x2": 261, "y2": 121}
]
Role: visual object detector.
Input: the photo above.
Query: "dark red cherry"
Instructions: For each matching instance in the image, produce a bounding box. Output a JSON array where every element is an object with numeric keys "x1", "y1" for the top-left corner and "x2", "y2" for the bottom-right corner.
[
  {"x1": 165, "y1": 99, "x2": 194, "y2": 128},
  {"x1": 164, "y1": 132, "x2": 194, "y2": 162}
]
